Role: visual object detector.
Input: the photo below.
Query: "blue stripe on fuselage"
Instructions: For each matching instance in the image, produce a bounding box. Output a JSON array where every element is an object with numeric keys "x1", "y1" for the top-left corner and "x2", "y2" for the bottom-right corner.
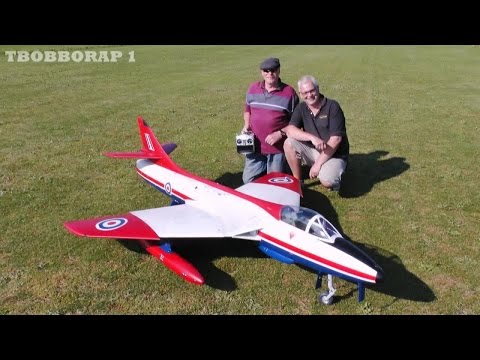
[
  {"x1": 140, "y1": 177, "x2": 185, "y2": 205},
  {"x1": 259, "y1": 240, "x2": 365, "y2": 284}
]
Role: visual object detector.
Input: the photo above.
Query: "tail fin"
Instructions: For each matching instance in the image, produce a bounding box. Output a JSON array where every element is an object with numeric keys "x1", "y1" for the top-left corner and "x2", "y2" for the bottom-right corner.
[{"x1": 104, "y1": 117, "x2": 177, "y2": 168}]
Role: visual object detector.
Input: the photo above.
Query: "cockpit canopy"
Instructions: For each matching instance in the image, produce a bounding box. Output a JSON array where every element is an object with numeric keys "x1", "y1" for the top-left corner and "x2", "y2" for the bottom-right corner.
[{"x1": 280, "y1": 206, "x2": 341, "y2": 243}]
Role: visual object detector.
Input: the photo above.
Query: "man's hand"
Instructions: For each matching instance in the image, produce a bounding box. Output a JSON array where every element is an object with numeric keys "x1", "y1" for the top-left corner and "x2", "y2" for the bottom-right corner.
[
  {"x1": 309, "y1": 162, "x2": 322, "y2": 179},
  {"x1": 311, "y1": 137, "x2": 326, "y2": 152},
  {"x1": 242, "y1": 126, "x2": 251, "y2": 134},
  {"x1": 265, "y1": 130, "x2": 283, "y2": 146}
]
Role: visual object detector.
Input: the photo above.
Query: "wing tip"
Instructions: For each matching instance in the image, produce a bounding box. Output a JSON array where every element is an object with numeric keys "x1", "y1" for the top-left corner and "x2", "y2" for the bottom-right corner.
[{"x1": 64, "y1": 221, "x2": 87, "y2": 237}]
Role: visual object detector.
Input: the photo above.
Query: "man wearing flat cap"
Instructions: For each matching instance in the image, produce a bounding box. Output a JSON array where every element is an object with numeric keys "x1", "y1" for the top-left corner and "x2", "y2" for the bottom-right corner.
[{"x1": 241, "y1": 57, "x2": 299, "y2": 184}]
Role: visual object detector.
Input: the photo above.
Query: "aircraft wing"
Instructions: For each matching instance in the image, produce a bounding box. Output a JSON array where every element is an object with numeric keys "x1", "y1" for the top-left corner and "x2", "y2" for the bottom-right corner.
[
  {"x1": 64, "y1": 202, "x2": 261, "y2": 240},
  {"x1": 235, "y1": 172, "x2": 302, "y2": 207}
]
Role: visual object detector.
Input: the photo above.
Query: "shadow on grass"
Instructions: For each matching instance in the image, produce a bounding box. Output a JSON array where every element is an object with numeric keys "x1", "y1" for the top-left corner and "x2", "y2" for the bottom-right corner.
[
  {"x1": 340, "y1": 150, "x2": 410, "y2": 198},
  {"x1": 119, "y1": 163, "x2": 433, "y2": 303},
  {"x1": 214, "y1": 171, "x2": 244, "y2": 189},
  {"x1": 175, "y1": 238, "x2": 265, "y2": 291},
  {"x1": 359, "y1": 243, "x2": 436, "y2": 303},
  {"x1": 118, "y1": 238, "x2": 264, "y2": 291},
  {"x1": 300, "y1": 188, "x2": 435, "y2": 303}
]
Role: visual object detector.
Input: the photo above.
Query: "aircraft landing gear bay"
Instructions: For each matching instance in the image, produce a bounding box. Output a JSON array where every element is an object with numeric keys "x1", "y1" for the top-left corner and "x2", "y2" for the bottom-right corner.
[{"x1": 316, "y1": 274, "x2": 336, "y2": 305}]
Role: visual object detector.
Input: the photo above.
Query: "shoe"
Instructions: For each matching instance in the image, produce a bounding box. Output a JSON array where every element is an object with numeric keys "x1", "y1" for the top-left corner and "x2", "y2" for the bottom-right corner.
[{"x1": 330, "y1": 183, "x2": 340, "y2": 192}]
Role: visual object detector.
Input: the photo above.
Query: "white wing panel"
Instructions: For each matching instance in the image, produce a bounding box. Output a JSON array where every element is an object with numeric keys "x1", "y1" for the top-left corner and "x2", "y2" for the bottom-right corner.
[
  {"x1": 236, "y1": 183, "x2": 300, "y2": 207},
  {"x1": 131, "y1": 202, "x2": 264, "y2": 238},
  {"x1": 185, "y1": 199, "x2": 266, "y2": 237},
  {"x1": 131, "y1": 205, "x2": 225, "y2": 238}
]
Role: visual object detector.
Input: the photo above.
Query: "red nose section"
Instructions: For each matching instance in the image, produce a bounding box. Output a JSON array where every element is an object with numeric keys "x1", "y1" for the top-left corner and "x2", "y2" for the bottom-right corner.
[{"x1": 139, "y1": 240, "x2": 204, "y2": 285}]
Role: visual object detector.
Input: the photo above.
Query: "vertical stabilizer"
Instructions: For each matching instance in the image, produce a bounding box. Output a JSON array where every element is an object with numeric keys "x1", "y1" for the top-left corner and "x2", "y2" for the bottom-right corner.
[
  {"x1": 137, "y1": 117, "x2": 163, "y2": 154},
  {"x1": 104, "y1": 117, "x2": 178, "y2": 170}
]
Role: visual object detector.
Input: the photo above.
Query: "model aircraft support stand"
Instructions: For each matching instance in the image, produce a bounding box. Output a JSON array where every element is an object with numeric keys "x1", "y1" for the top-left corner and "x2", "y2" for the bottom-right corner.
[{"x1": 357, "y1": 282, "x2": 365, "y2": 302}]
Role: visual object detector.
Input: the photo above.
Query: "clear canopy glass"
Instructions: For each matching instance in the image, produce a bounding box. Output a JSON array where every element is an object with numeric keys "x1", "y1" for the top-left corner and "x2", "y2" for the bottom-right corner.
[{"x1": 280, "y1": 206, "x2": 341, "y2": 243}]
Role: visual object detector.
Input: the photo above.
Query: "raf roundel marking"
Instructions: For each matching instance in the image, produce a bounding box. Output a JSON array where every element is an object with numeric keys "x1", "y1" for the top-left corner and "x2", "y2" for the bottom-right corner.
[
  {"x1": 95, "y1": 218, "x2": 128, "y2": 231},
  {"x1": 268, "y1": 177, "x2": 294, "y2": 184},
  {"x1": 165, "y1": 182, "x2": 172, "y2": 195}
]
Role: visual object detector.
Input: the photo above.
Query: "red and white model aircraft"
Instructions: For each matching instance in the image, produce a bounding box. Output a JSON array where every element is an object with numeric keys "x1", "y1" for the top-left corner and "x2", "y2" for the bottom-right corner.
[{"x1": 64, "y1": 117, "x2": 384, "y2": 304}]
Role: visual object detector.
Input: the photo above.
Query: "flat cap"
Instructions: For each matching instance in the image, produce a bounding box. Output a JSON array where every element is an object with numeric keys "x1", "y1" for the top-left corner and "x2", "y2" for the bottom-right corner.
[{"x1": 260, "y1": 57, "x2": 280, "y2": 70}]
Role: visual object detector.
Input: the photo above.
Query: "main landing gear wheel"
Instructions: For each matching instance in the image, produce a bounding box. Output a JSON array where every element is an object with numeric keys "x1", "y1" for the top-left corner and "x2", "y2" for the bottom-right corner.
[
  {"x1": 319, "y1": 291, "x2": 334, "y2": 305},
  {"x1": 316, "y1": 274, "x2": 336, "y2": 305}
]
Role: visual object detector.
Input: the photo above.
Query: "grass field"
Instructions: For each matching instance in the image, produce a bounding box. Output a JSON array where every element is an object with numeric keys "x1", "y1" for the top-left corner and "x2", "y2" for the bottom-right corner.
[{"x1": 1, "y1": 45, "x2": 478, "y2": 314}]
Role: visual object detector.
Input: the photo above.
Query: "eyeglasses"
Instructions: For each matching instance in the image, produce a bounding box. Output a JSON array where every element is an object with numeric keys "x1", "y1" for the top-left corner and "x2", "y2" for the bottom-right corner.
[
  {"x1": 300, "y1": 88, "x2": 316, "y2": 96},
  {"x1": 262, "y1": 68, "x2": 278, "y2": 73}
]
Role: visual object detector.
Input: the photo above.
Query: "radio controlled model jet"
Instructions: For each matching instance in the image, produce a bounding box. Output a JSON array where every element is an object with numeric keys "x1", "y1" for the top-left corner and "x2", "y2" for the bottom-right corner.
[{"x1": 64, "y1": 117, "x2": 384, "y2": 304}]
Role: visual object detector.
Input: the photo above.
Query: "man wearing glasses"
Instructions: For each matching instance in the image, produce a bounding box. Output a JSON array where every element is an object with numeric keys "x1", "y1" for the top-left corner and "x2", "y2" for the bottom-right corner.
[
  {"x1": 284, "y1": 75, "x2": 349, "y2": 192},
  {"x1": 242, "y1": 57, "x2": 299, "y2": 184}
]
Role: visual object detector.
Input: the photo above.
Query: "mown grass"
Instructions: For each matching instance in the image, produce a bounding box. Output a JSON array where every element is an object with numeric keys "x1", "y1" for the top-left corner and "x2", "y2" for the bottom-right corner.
[{"x1": 1, "y1": 45, "x2": 478, "y2": 314}]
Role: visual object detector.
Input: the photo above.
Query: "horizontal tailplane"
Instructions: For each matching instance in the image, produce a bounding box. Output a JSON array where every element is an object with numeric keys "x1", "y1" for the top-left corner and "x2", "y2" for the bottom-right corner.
[
  {"x1": 104, "y1": 117, "x2": 178, "y2": 169},
  {"x1": 104, "y1": 143, "x2": 176, "y2": 159}
]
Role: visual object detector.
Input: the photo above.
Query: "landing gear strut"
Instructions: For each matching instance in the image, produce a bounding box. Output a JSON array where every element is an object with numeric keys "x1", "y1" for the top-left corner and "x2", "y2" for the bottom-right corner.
[{"x1": 316, "y1": 273, "x2": 336, "y2": 305}]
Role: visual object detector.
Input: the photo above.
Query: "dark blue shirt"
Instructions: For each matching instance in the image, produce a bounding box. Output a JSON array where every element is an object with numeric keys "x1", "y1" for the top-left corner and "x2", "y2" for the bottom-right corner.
[{"x1": 289, "y1": 95, "x2": 349, "y2": 159}]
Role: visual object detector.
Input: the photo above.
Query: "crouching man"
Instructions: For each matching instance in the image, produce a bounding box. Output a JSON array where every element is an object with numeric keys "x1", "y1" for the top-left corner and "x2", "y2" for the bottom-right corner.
[{"x1": 284, "y1": 75, "x2": 349, "y2": 191}]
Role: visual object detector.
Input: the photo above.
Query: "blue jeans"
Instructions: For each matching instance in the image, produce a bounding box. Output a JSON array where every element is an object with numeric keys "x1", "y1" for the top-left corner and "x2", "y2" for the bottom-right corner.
[{"x1": 242, "y1": 152, "x2": 287, "y2": 184}]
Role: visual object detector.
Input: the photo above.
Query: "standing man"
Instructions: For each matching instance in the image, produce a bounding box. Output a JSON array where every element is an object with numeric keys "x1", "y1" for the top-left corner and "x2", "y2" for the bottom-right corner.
[
  {"x1": 284, "y1": 75, "x2": 349, "y2": 191},
  {"x1": 242, "y1": 57, "x2": 299, "y2": 184}
]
